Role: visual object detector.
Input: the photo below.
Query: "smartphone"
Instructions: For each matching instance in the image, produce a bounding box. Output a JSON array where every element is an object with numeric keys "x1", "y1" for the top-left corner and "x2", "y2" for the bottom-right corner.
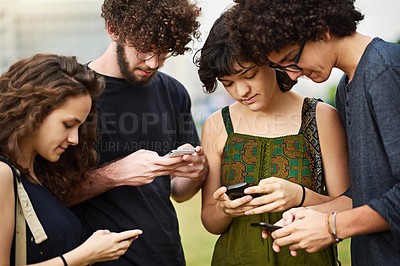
[
  {"x1": 226, "y1": 182, "x2": 249, "y2": 200},
  {"x1": 226, "y1": 182, "x2": 262, "y2": 200},
  {"x1": 165, "y1": 148, "x2": 195, "y2": 157},
  {"x1": 251, "y1": 222, "x2": 282, "y2": 232}
]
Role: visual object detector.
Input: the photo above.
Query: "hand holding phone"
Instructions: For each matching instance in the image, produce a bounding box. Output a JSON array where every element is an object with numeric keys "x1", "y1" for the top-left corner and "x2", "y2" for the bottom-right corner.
[
  {"x1": 165, "y1": 148, "x2": 195, "y2": 157},
  {"x1": 251, "y1": 222, "x2": 282, "y2": 232},
  {"x1": 225, "y1": 182, "x2": 262, "y2": 200}
]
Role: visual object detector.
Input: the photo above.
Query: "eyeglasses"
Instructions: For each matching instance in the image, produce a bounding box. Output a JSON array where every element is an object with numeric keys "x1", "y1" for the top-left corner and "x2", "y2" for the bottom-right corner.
[
  {"x1": 136, "y1": 49, "x2": 174, "y2": 61},
  {"x1": 269, "y1": 43, "x2": 305, "y2": 73}
]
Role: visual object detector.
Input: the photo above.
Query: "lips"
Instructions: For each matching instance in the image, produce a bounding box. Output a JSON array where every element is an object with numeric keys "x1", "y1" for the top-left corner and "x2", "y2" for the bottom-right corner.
[{"x1": 242, "y1": 95, "x2": 257, "y2": 104}]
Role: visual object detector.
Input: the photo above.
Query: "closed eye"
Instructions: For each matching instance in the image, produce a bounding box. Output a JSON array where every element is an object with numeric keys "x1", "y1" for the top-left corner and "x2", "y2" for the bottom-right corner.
[{"x1": 64, "y1": 122, "x2": 74, "y2": 129}]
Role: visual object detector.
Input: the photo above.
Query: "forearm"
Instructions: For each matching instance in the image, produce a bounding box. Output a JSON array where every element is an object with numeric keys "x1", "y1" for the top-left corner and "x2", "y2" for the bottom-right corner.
[
  {"x1": 30, "y1": 251, "x2": 91, "y2": 266},
  {"x1": 301, "y1": 188, "x2": 336, "y2": 207},
  {"x1": 336, "y1": 205, "x2": 390, "y2": 239},
  {"x1": 201, "y1": 204, "x2": 232, "y2": 234},
  {"x1": 307, "y1": 195, "x2": 352, "y2": 213},
  {"x1": 170, "y1": 176, "x2": 203, "y2": 203},
  {"x1": 67, "y1": 167, "x2": 118, "y2": 206}
]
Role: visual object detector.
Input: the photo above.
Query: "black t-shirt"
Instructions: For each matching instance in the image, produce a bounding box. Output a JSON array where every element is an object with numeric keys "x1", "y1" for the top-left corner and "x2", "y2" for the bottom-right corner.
[{"x1": 73, "y1": 72, "x2": 199, "y2": 265}]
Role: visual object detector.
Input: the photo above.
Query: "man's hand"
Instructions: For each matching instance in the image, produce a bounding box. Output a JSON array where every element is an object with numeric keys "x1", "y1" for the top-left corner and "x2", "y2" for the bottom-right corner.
[
  {"x1": 170, "y1": 145, "x2": 210, "y2": 202},
  {"x1": 270, "y1": 208, "x2": 333, "y2": 255},
  {"x1": 101, "y1": 149, "x2": 191, "y2": 187},
  {"x1": 170, "y1": 145, "x2": 209, "y2": 181}
]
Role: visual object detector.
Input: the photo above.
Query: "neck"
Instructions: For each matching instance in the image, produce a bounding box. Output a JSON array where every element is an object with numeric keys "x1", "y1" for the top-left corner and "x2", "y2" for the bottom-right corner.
[
  {"x1": 89, "y1": 42, "x2": 123, "y2": 78},
  {"x1": 335, "y1": 32, "x2": 372, "y2": 80}
]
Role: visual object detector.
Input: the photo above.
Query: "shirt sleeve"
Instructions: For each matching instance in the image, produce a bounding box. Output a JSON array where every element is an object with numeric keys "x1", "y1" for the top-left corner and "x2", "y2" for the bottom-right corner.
[{"x1": 367, "y1": 65, "x2": 400, "y2": 245}]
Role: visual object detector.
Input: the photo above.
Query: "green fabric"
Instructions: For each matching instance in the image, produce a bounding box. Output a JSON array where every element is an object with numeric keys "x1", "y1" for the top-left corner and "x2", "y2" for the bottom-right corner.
[{"x1": 212, "y1": 98, "x2": 338, "y2": 265}]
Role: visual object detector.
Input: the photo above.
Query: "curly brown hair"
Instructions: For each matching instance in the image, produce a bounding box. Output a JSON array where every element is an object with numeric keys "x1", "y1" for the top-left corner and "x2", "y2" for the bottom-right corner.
[
  {"x1": 101, "y1": 0, "x2": 201, "y2": 55},
  {"x1": 226, "y1": 0, "x2": 364, "y2": 64},
  {"x1": 0, "y1": 54, "x2": 105, "y2": 203}
]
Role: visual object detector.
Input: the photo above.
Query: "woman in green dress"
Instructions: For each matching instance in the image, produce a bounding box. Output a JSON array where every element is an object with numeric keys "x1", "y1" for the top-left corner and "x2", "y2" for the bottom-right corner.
[{"x1": 195, "y1": 13, "x2": 351, "y2": 266}]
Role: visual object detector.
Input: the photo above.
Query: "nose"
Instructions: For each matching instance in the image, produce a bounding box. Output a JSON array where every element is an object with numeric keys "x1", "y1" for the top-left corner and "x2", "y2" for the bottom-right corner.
[
  {"x1": 236, "y1": 82, "x2": 251, "y2": 97},
  {"x1": 67, "y1": 129, "x2": 79, "y2": 146},
  {"x1": 286, "y1": 71, "x2": 303, "y2": 81},
  {"x1": 145, "y1": 55, "x2": 159, "y2": 69}
]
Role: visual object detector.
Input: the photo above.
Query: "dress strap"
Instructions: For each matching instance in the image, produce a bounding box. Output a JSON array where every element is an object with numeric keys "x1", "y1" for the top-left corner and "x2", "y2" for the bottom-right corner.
[
  {"x1": 298, "y1": 98, "x2": 325, "y2": 194},
  {"x1": 0, "y1": 156, "x2": 48, "y2": 244},
  {"x1": 299, "y1": 97, "x2": 322, "y2": 134},
  {"x1": 221, "y1": 106, "x2": 234, "y2": 134}
]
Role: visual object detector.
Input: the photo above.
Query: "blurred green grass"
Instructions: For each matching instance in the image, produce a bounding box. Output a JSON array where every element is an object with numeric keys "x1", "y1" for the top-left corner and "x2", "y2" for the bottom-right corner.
[{"x1": 174, "y1": 193, "x2": 351, "y2": 266}]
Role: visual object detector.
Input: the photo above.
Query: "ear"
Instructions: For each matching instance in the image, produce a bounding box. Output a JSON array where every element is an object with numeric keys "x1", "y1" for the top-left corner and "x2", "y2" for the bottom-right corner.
[
  {"x1": 106, "y1": 22, "x2": 119, "y2": 42},
  {"x1": 321, "y1": 29, "x2": 331, "y2": 41}
]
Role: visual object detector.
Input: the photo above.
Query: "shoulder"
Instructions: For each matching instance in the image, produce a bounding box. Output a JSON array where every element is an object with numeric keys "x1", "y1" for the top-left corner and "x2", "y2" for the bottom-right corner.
[
  {"x1": 155, "y1": 71, "x2": 191, "y2": 100},
  {"x1": 315, "y1": 101, "x2": 339, "y2": 117},
  {"x1": 0, "y1": 161, "x2": 15, "y2": 190},
  {"x1": 315, "y1": 101, "x2": 344, "y2": 133},
  {"x1": 156, "y1": 72, "x2": 186, "y2": 91},
  {"x1": 203, "y1": 108, "x2": 224, "y2": 133}
]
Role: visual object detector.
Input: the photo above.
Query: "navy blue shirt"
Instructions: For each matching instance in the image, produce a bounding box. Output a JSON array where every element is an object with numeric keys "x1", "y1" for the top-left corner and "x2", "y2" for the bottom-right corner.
[{"x1": 335, "y1": 38, "x2": 400, "y2": 266}]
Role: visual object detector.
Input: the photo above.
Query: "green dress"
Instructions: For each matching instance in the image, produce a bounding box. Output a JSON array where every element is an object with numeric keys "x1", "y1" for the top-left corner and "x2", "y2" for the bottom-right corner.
[{"x1": 211, "y1": 98, "x2": 338, "y2": 266}]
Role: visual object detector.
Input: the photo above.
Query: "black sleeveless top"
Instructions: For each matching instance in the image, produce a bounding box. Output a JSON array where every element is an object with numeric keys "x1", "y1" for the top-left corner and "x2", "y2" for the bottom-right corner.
[{"x1": 0, "y1": 156, "x2": 85, "y2": 264}]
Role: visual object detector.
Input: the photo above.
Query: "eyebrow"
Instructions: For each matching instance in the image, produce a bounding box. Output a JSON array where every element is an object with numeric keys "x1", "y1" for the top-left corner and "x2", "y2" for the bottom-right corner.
[
  {"x1": 67, "y1": 117, "x2": 83, "y2": 124},
  {"x1": 277, "y1": 48, "x2": 297, "y2": 64},
  {"x1": 218, "y1": 65, "x2": 256, "y2": 82}
]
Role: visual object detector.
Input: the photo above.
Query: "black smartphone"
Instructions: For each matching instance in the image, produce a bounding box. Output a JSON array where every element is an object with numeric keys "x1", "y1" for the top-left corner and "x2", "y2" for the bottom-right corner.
[
  {"x1": 226, "y1": 182, "x2": 249, "y2": 200},
  {"x1": 226, "y1": 182, "x2": 262, "y2": 200},
  {"x1": 251, "y1": 222, "x2": 282, "y2": 232}
]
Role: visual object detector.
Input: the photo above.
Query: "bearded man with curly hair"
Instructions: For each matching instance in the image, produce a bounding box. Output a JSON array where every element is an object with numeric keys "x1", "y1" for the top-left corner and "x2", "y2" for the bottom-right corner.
[
  {"x1": 226, "y1": 1, "x2": 400, "y2": 265},
  {"x1": 70, "y1": 1, "x2": 209, "y2": 265}
]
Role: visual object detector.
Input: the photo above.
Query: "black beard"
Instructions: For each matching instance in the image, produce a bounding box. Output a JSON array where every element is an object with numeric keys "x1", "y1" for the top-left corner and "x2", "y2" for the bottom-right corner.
[{"x1": 116, "y1": 43, "x2": 157, "y2": 86}]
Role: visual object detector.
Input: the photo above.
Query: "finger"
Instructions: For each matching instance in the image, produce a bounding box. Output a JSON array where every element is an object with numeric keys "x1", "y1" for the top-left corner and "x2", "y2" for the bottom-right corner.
[
  {"x1": 213, "y1": 187, "x2": 228, "y2": 200},
  {"x1": 116, "y1": 229, "x2": 143, "y2": 241},
  {"x1": 244, "y1": 200, "x2": 282, "y2": 215},
  {"x1": 290, "y1": 250, "x2": 298, "y2": 256},
  {"x1": 261, "y1": 229, "x2": 270, "y2": 239},
  {"x1": 272, "y1": 241, "x2": 281, "y2": 252},
  {"x1": 229, "y1": 195, "x2": 253, "y2": 208},
  {"x1": 194, "y1": 145, "x2": 203, "y2": 153}
]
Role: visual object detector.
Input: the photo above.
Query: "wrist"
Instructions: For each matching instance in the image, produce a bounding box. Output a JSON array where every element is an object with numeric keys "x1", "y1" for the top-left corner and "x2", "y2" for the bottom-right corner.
[
  {"x1": 326, "y1": 211, "x2": 343, "y2": 244},
  {"x1": 296, "y1": 183, "x2": 306, "y2": 207},
  {"x1": 59, "y1": 254, "x2": 68, "y2": 266}
]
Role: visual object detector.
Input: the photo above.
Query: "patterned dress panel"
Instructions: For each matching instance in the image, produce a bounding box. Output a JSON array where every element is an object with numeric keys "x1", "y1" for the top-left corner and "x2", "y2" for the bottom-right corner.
[
  {"x1": 220, "y1": 98, "x2": 324, "y2": 193},
  {"x1": 211, "y1": 98, "x2": 337, "y2": 266}
]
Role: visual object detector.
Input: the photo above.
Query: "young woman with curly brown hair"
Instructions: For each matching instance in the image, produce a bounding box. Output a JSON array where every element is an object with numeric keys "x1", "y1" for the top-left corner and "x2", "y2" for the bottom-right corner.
[
  {"x1": 226, "y1": 1, "x2": 400, "y2": 265},
  {"x1": 69, "y1": 1, "x2": 209, "y2": 265},
  {"x1": 0, "y1": 54, "x2": 142, "y2": 265}
]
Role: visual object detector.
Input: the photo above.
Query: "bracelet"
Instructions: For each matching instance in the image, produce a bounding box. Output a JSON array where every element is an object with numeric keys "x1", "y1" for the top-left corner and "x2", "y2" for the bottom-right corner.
[
  {"x1": 296, "y1": 183, "x2": 306, "y2": 207},
  {"x1": 331, "y1": 211, "x2": 343, "y2": 243},
  {"x1": 325, "y1": 213, "x2": 334, "y2": 241},
  {"x1": 59, "y1": 255, "x2": 68, "y2": 266}
]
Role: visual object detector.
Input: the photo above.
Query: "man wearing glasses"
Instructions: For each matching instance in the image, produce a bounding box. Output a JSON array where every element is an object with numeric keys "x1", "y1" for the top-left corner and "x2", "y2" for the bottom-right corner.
[
  {"x1": 226, "y1": 0, "x2": 400, "y2": 265},
  {"x1": 70, "y1": 0, "x2": 209, "y2": 265}
]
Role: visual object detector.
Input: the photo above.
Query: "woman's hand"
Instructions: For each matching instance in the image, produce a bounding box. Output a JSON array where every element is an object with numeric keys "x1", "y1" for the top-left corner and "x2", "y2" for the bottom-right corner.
[
  {"x1": 213, "y1": 186, "x2": 255, "y2": 217},
  {"x1": 243, "y1": 177, "x2": 304, "y2": 215},
  {"x1": 78, "y1": 229, "x2": 143, "y2": 263}
]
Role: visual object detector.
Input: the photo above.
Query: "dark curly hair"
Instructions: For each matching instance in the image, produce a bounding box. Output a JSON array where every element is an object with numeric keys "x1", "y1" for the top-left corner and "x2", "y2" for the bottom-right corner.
[
  {"x1": 102, "y1": 0, "x2": 201, "y2": 55},
  {"x1": 226, "y1": 0, "x2": 364, "y2": 64},
  {"x1": 194, "y1": 13, "x2": 296, "y2": 93},
  {"x1": 0, "y1": 54, "x2": 105, "y2": 203}
]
